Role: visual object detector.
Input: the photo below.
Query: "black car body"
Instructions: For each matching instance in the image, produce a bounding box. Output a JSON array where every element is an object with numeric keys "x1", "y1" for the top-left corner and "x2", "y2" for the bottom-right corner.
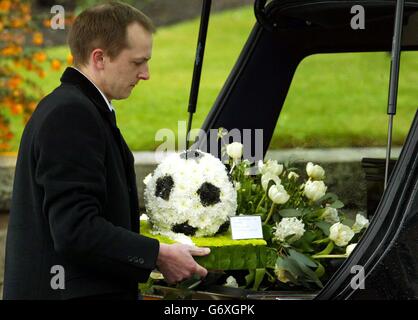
[{"x1": 196, "y1": 0, "x2": 418, "y2": 299}]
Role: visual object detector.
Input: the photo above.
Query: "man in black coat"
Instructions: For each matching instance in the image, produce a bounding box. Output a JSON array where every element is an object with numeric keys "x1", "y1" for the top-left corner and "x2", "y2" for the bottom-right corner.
[{"x1": 3, "y1": 2, "x2": 209, "y2": 300}]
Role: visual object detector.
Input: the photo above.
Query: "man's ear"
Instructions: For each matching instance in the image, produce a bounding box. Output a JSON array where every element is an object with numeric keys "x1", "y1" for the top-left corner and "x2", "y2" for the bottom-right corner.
[{"x1": 91, "y1": 49, "x2": 105, "y2": 70}]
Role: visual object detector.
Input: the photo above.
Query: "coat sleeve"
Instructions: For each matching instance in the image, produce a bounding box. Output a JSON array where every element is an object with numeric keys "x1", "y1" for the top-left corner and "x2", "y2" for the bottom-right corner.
[{"x1": 35, "y1": 102, "x2": 160, "y2": 282}]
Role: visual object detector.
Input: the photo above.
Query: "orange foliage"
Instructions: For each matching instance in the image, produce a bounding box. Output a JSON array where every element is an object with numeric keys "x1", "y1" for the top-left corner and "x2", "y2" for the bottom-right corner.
[
  {"x1": 67, "y1": 54, "x2": 73, "y2": 65},
  {"x1": 0, "y1": 0, "x2": 74, "y2": 152},
  {"x1": 42, "y1": 18, "x2": 50, "y2": 28},
  {"x1": 33, "y1": 51, "x2": 47, "y2": 63},
  {"x1": 7, "y1": 75, "x2": 22, "y2": 89},
  {"x1": 51, "y1": 59, "x2": 61, "y2": 70},
  {"x1": 32, "y1": 32, "x2": 44, "y2": 45},
  {"x1": 0, "y1": 1, "x2": 12, "y2": 12}
]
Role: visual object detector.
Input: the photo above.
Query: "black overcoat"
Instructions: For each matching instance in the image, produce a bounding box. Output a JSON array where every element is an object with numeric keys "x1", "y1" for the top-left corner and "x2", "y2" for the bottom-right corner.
[{"x1": 3, "y1": 67, "x2": 159, "y2": 299}]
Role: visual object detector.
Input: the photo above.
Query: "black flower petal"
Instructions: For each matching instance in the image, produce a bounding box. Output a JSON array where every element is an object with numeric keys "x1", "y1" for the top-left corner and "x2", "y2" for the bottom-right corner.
[
  {"x1": 215, "y1": 221, "x2": 230, "y2": 235},
  {"x1": 180, "y1": 150, "x2": 204, "y2": 161},
  {"x1": 155, "y1": 175, "x2": 174, "y2": 200},
  {"x1": 225, "y1": 166, "x2": 233, "y2": 183},
  {"x1": 197, "y1": 182, "x2": 221, "y2": 207},
  {"x1": 172, "y1": 222, "x2": 197, "y2": 236}
]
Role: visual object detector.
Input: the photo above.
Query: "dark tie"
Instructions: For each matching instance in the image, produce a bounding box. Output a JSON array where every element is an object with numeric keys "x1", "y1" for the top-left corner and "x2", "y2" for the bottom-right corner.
[{"x1": 108, "y1": 110, "x2": 117, "y2": 127}]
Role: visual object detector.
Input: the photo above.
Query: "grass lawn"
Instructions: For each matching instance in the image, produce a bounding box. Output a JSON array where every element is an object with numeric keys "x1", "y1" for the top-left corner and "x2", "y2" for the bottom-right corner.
[
  {"x1": 277, "y1": 52, "x2": 418, "y2": 148},
  {"x1": 8, "y1": 5, "x2": 418, "y2": 151}
]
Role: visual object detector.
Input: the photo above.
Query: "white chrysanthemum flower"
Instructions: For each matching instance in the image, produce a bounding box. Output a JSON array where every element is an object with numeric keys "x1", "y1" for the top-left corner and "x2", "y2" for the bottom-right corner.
[
  {"x1": 320, "y1": 207, "x2": 340, "y2": 224},
  {"x1": 329, "y1": 223, "x2": 355, "y2": 247},
  {"x1": 273, "y1": 217, "x2": 305, "y2": 243},
  {"x1": 306, "y1": 162, "x2": 325, "y2": 180},
  {"x1": 151, "y1": 229, "x2": 194, "y2": 246},
  {"x1": 224, "y1": 276, "x2": 239, "y2": 288},
  {"x1": 352, "y1": 214, "x2": 369, "y2": 233},
  {"x1": 144, "y1": 150, "x2": 237, "y2": 238},
  {"x1": 143, "y1": 173, "x2": 152, "y2": 186},
  {"x1": 303, "y1": 180, "x2": 327, "y2": 201}
]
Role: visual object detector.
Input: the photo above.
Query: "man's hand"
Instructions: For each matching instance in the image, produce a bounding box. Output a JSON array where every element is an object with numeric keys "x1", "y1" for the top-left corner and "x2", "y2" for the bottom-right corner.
[{"x1": 156, "y1": 243, "x2": 210, "y2": 284}]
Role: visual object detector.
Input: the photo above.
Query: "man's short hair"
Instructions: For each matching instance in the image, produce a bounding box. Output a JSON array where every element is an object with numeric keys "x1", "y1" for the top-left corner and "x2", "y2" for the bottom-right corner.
[{"x1": 68, "y1": 1, "x2": 155, "y2": 67}]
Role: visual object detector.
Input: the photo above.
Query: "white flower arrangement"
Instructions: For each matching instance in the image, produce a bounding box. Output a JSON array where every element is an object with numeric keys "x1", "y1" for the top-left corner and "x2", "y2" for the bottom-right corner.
[
  {"x1": 224, "y1": 141, "x2": 370, "y2": 289},
  {"x1": 321, "y1": 206, "x2": 340, "y2": 224},
  {"x1": 329, "y1": 222, "x2": 355, "y2": 247},
  {"x1": 303, "y1": 180, "x2": 328, "y2": 201},
  {"x1": 144, "y1": 150, "x2": 237, "y2": 238},
  {"x1": 345, "y1": 243, "x2": 357, "y2": 256},
  {"x1": 258, "y1": 159, "x2": 284, "y2": 176},
  {"x1": 224, "y1": 276, "x2": 239, "y2": 288},
  {"x1": 226, "y1": 142, "x2": 243, "y2": 160},
  {"x1": 273, "y1": 217, "x2": 306, "y2": 243},
  {"x1": 142, "y1": 137, "x2": 370, "y2": 291},
  {"x1": 268, "y1": 184, "x2": 290, "y2": 205},
  {"x1": 306, "y1": 162, "x2": 325, "y2": 180},
  {"x1": 261, "y1": 173, "x2": 281, "y2": 191},
  {"x1": 352, "y1": 213, "x2": 370, "y2": 233}
]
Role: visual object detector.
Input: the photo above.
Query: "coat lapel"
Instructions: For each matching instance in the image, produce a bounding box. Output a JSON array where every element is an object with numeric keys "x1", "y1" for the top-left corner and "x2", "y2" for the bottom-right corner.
[{"x1": 60, "y1": 67, "x2": 111, "y2": 117}]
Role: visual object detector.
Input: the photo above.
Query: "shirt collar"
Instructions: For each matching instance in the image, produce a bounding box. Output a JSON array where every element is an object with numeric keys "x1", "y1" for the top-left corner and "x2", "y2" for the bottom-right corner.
[{"x1": 70, "y1": 66, "x2": 114, "y2": 112}]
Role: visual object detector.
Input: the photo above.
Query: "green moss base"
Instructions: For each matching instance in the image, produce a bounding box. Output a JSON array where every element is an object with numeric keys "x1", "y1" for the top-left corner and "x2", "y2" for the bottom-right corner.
[{"x1": 140, "y1": 220, "x2": 275, "y2": 270}]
